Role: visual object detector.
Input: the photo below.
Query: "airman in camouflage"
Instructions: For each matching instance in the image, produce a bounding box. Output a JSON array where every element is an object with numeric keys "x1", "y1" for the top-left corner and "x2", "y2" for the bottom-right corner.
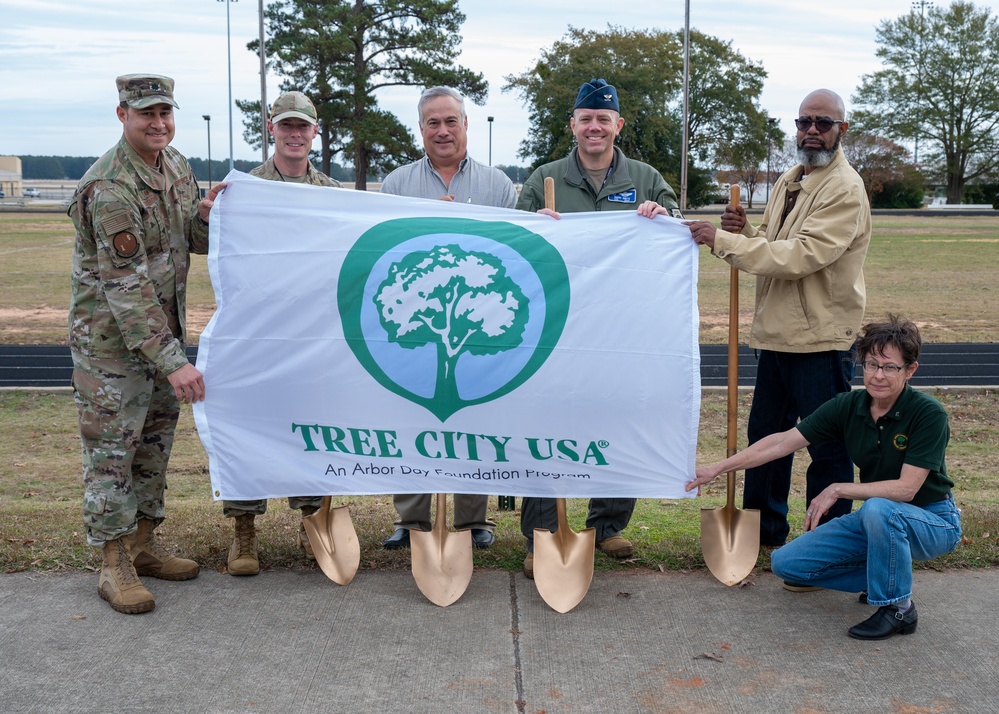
[
  {"x1": 68, "y1": 74, "x2": 226, "y2": 614},
  {"x1": 226, "y1": 91, "x2": 340, "y2": 576},
  {"x1": 247, "y1": 91, "x2": 341, "y2": 187}
]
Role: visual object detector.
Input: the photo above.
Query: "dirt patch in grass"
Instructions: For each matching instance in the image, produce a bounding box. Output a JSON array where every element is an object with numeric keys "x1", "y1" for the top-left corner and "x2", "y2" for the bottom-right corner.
[
  {"x1": 4, "y1": 212, "x2": 998, "y2": 345},
  {"x1": 0, "y1": 305, "x2": 216, "y2": 345}
]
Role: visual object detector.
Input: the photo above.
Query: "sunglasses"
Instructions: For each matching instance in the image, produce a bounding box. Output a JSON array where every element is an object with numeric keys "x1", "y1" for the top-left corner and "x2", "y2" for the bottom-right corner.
[{"x1": 795, "y1": 117, "x2": 843, "y2": 133}]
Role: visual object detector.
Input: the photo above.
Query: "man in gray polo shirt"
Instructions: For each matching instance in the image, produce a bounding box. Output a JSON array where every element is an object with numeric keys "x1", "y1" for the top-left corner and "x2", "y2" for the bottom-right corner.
[
  {"x1": 379, "y1": 86, "x2": 516, "y2": 550},
  {"x1": 381, "y1": 86, "x2": 517, "y2": 207}
]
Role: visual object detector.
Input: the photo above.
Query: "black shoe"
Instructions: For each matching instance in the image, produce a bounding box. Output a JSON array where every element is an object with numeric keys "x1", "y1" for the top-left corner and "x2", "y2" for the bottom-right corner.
[
  {"x1": 848, "y1": 603, "x2": 918, "y2": 640},
  {"x1": 471, "y1": 529, "x2": 495, "y2": 549},
  {"x1": 782, "y1": 580, "x2": 822, "y2": 592},
  {"x1": 858, "y1": 591, "x2": 868, "y2": 604},
  {"x1": 381, "y1": 528, "x2": 410, "y2": 549}
]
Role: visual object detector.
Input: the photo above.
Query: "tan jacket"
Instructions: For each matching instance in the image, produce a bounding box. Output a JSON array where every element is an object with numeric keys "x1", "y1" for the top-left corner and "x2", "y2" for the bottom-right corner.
[{"x1": 712, "y1": 148, "x2": 871, "y2": 352}]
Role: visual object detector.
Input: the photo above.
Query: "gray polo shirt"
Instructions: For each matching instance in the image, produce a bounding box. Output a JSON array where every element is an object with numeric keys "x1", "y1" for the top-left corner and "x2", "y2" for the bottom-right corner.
[{"x1": 380, "y1": 155, "x2": 518, "y2": 208}]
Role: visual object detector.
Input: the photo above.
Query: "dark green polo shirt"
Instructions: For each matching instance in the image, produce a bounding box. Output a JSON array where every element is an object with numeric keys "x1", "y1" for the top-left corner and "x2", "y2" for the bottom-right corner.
[{"x1": 796, "y1": 384, "x2": 953, "y2": 507}]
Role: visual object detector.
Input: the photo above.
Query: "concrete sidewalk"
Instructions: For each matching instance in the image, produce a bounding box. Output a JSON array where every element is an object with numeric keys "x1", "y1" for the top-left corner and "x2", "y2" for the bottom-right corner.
[{"x1": 2, "y1": 567, "x2": 997, "y2": 713}]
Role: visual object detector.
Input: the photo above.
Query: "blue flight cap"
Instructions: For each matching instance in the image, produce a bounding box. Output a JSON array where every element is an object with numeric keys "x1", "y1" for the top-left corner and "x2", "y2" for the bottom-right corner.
[{"x1": 573, "y1": 78, "x2": 619, "y2": 112}]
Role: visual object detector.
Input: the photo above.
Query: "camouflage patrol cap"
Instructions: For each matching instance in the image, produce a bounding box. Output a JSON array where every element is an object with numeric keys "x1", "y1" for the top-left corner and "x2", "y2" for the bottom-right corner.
[
  {"x1": 270, "y1": 91, "x2": 318, "y2": 125},
  {"x1": 116, "y1": 74, "x2": 179, "y2": 109}
]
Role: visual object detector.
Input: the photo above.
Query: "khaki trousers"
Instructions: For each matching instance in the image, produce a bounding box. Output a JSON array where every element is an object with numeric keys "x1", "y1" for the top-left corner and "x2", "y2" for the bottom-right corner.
[{"x1": 393, "y1": 493, "x2": 495, "y2": 532}]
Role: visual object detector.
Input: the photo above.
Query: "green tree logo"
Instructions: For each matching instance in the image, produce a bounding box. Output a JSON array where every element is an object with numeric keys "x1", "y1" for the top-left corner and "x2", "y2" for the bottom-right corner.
[
  {"x1": 339, "y1": 218, "x2": 569, "y2": 420},
  {"x1": 375, "y1": 245, "x2": 529, "y2": 406}
]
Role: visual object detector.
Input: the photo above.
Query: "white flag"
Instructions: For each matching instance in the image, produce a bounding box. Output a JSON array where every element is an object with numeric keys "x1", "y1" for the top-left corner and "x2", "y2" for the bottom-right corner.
[{"x1": 194, "y1": 171, "x2": 700, "y2": 501}]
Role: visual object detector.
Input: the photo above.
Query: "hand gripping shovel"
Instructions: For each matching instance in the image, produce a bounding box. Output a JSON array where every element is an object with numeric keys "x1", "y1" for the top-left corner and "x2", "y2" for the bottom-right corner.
[
  {"x1": 410, "y1": 493, "x2": 473, "y2": 607},
  {"x1": 700, "y1": 185, "x2": 761, "y2": 586},
  {"x1": 302, "y1": 496, "x2": 360, "y2": 585},
  {"x1": 532, "y1": 176, "x2": 596, "y2": 613}
]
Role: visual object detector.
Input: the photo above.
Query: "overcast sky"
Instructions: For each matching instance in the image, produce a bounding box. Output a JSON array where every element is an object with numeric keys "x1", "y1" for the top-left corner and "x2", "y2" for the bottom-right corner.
[{"x1": 0, "y1": 0, "x2": 911, "y2": 171}]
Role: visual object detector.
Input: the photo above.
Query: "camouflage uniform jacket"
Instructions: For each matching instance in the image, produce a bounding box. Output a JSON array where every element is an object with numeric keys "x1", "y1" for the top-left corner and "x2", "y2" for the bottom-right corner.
[
  {"x1": 249, "y1": 157, "x2": 341, "y2": 187},
  {"x1": 68, "y1": 136, "x2": 209, "y2": 376}
]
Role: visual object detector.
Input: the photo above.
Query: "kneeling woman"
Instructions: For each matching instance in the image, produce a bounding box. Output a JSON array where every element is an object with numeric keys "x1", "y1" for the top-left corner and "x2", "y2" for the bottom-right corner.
[{"x1": 688, "y1": 314, "x2": 961, "y2": 640}]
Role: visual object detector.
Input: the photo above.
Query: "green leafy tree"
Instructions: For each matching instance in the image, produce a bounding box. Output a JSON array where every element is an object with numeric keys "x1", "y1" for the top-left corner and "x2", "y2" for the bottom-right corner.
[
  {"x1": 244, "y1": 0, "x2": 486, "y2": 189},
  {"x1": 235, "y1": 99, "x2": 272, "y2": 154},
  {"x1": 842, "y1": 132, "x2": 925, "y2": 208},
  {"x1": 20, "y1": 156, "x2": 67, "y2": 180},
  {"x1": 852, "y1": 1, "x2": 999, "y2": 203},
  {"x1": 962, "y1": 181, "x2": 999, "y2": 207},
  {"x1": 375, "y1": 245, "x2": 529, "y2": 406},
  {"x1": 503, "y1": 25, "x2": 771, "y2": 207},
  {"x1": 715, "y1": 115, "x2": 785, "y2": 208}
]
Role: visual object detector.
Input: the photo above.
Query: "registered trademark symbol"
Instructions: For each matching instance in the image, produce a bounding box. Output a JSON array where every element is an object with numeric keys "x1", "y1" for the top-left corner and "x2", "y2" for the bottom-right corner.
[{"x1": 598, "y1": 440, "x2": 609, "y2": 448}]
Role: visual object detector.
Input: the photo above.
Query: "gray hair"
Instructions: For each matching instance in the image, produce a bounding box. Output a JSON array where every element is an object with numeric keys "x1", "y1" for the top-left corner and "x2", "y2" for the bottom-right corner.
[{"x1": 418, "y1": 87, "x2": 466, "y2": 125}]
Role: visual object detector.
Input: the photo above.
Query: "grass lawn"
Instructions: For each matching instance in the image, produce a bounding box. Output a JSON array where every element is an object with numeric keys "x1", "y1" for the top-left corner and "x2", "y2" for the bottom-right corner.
[
  {"x1": 2, "y1": 210, "x2": 997, "y2": 345},
  {"x1": 2, "y1": 388, "x2": 997, "y2": 576},
  {"x1": 1, "y1": 210, "x2": 997, "y2": 576}
]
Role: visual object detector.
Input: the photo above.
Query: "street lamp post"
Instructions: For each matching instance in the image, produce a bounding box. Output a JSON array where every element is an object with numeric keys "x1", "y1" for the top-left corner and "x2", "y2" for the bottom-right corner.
[
  {"x1": 680, "y1": 0, "x2": 690, "y2": 211},
  {"x1": 766, "y1": 117, "x2": 777, "y2": 203},
  {"x1": 218, "y1": 0, "x2": 237, "y2": 172},
  {"x1": 487, "y1": 116, "x2": 494, "y2": 166},
  {"x1": 203, "y1": 115, "x2": 212, "y2": 189},
  {"x1": 258, "y1": 0, "x2": 268, "y2": 162}
]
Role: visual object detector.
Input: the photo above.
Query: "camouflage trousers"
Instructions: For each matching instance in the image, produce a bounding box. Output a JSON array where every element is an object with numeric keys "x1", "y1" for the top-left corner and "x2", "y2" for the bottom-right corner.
[
  {"x1": 72, "y1": 353, "x2": 180, "y2": 547},
  {"x1": 222, "y1": 497, "x2": 324, "y2": 518}
]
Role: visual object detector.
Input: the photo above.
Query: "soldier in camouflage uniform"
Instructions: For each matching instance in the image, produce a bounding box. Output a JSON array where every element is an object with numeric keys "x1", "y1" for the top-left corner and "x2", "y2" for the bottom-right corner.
[
  {"x1": 68, "y1": 74, "x2": 225, "y2": 614},
  {"x1": 225, "y1": 91, "x2": 340, "y2": 577},
  {"x1": 247, "y1": 91, "x2": 341, "y2": 187}
]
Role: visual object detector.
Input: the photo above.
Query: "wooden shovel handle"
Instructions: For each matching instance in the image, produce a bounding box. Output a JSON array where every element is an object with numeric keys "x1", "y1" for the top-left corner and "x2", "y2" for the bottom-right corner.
[
  {"x1": 544, "y1": 177, "x2": 555, "y2": 212},
  {"x1": 726, "y1": 186, "x2": 740, "y2": 505},
  {"x1": 726, "y1": 185, "x2": 740, "y2": 459},
  {"x1": 544, "y1": 178, "x2": 571, "y2": 519}
]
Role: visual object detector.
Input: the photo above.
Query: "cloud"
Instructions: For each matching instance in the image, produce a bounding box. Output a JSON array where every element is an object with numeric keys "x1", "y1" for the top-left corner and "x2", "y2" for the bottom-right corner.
[{"x1": 0, "y1": 0, "x2": 903, "y2": 170}]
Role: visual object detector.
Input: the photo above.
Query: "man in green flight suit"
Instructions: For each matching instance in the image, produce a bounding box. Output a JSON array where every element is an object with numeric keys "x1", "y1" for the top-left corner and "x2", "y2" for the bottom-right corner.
[
  {"x1": 517, "y1": 78, "x2": 681, "y2": 579},
  {"x1": 517, "y1": 78, "x2": 681, "y2": 216}
]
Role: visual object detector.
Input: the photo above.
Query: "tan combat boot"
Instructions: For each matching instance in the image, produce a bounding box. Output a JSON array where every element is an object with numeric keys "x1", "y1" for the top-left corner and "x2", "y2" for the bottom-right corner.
[
  {"x1": 131, "y1": 518, "x2": 200, "y2": 581},
  {"x1": 99, "y1": 537, "x2": 155, "y2": 614},
  {"x1": 228, "y1": 513, "x2": 259, "y2": 576},
  {"x1": 597, "y1": 535, "x2": 634, "y2": 558}
]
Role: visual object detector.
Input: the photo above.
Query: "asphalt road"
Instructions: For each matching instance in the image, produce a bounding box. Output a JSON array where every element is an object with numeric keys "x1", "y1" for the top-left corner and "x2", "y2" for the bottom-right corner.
[{"x1": 1, "y1": 343, "x2": 997, "y2": 389}]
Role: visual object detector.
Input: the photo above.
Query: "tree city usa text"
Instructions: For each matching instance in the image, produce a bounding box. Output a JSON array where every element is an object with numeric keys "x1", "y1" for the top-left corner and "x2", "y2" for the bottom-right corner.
[{"x1": 290, "y1": 422, "x2": 611, "y2": 471}]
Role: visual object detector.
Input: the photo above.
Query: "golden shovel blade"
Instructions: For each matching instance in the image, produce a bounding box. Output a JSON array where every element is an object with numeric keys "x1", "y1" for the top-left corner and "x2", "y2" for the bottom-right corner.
[
  {"x1": 532, "y1": 499, "x2": 596, "y2": 613},
  {"x1": 302, "y1": 497, "x2": 360, "y2": 586},
  {"x1": 410, "y1": 493, "x2": 474, "y2": 607},
  {"x1": 700, "y1": 503, "x2": 761, "y2": 586}
]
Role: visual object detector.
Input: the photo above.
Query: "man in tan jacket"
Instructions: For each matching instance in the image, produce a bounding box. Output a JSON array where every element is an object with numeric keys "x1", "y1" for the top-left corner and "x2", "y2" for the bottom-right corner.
[{"x1": 682, "y1": 88, "x2": 872, "y2": 558}]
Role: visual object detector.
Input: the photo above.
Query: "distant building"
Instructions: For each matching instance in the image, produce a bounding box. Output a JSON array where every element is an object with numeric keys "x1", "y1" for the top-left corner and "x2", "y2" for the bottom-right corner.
[{"x1": 0, "y1": 157, "x2": 24, "y2": 198}]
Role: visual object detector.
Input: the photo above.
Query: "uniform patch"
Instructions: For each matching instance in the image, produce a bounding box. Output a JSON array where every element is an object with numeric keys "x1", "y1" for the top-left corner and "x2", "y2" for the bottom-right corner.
[
  {"x1": 669, "y1": 208, "x2": 685, "y2": 219},
  {"x1": 99, "y1": 211, "x2": 133, "y2": 237},
  {"x1": 112, "y1": 232, "x2": 139, "y2": 259},
  {"x1": 893, "y1": 433, "x2": 909, "y2": 450},
  {"x1": 607, "y1": 189, "x2": 637, "y2": 203}
]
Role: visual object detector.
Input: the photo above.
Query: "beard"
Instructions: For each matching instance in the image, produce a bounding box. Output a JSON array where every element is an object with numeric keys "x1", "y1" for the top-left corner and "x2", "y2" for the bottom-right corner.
[{"x1": 797, "y1": 131, "x2": 842, "y2": 169}]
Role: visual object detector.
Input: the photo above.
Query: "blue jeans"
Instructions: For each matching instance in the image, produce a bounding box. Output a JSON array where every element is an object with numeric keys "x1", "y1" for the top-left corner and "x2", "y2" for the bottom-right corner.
[
  {"x1": 771, "y1": 497, "x2": 962, "y2": 606},
  {"x1": 743, "y1": 349, "x2": 856, "y2": 545}
]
